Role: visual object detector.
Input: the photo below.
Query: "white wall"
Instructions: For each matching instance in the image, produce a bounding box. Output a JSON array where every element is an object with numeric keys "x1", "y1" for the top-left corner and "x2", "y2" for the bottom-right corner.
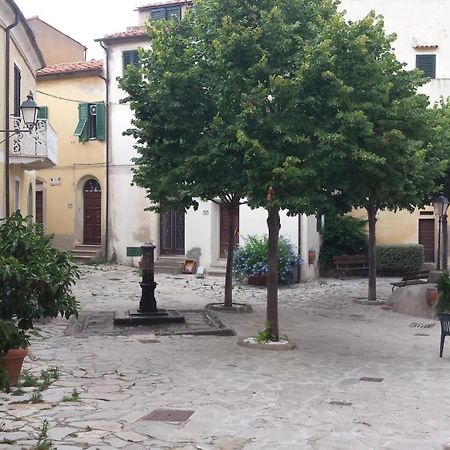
[
  {"x1": 107, "y1": 38, "x2": 158, "y2": 263},
  {"x1": 341, "y1": 0, "x2": 450, "y2": 103}
]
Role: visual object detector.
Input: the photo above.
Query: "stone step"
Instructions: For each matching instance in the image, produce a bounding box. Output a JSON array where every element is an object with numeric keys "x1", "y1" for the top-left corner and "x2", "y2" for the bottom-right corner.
[
  {"x1": 207, "y1": 259, "x2": 228, "y2": 277},
  {"x1": 207, "y1": 268, "x2": 226, "y2": 277},
  {"x1": 71, "y1": 245, "x2": 101, "y2": 265},
  {"x1": 154, "y1": 255, "x2": 186, "y2": 274},
  {"x1": 73, "y1": 244, "x2": 102, "y2": 251}
]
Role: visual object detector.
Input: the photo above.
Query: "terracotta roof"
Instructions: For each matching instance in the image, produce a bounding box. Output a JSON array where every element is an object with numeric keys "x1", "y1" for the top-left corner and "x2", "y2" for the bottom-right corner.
[
  {"x1": 96, "y1": 27, "x2": 148, "y2": 42},
  {"x1": 413, "y1": 44, "x2": 439, "y2": 49},
  {"x1": 37, "y1": 60, "x2": 103, "y2": 77}
]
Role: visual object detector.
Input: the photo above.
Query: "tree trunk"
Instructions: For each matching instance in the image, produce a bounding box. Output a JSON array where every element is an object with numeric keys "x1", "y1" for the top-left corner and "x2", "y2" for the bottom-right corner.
[
  {"x1": 367, "y1": 206, "x2": 378, "y2": 302},
  {"x1": 443, "y1": 213, "x2": 448, "y2": 272},
  {"x1": 266, "y1": 206, "x2": 281, "y2": 339},
  {"x1": 224, "y1": 200, "x2": 239, "y2": 308}
]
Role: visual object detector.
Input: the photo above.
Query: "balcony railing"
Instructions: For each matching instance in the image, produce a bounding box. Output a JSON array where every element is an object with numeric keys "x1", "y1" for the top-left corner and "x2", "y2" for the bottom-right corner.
[{"x1": 10, "y1": 117, "x2": 57, "y2": 170}]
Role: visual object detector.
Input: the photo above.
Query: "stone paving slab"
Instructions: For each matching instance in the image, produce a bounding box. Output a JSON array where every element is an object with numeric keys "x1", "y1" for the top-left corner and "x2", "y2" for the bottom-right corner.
[{"x1": 1, "y1": 265, "x2": 450, "y2": 449}]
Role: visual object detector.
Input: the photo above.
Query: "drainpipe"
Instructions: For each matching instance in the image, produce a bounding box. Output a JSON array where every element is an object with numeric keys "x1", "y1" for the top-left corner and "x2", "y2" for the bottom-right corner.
[
  {"x1": 4, "y1": 12, "x2": 19, "y2": 217},
  {"x1": 99, "y1": 41, "x2": 110, "y2": 260}
]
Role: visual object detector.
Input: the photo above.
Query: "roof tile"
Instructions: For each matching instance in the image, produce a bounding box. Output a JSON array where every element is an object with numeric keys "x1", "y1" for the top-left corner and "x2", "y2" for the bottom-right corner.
[{"x1": 37, "y1": 60, "x2": 103, "y2": 77}]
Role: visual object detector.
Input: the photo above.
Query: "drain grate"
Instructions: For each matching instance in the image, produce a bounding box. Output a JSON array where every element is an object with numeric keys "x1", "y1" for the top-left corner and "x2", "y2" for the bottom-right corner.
[
  {"x1": 329, "y1": 400, "x2": 352, "y2": 406},
  {"x1": 360, "y1": 377, "x2": 383, "y2": 383},
  {"x1": 142, "y1": 409, "x2": 195, "y2": 422},
  {"x1": 409, "y1": 323, "x2": 435, "y2": 329}
]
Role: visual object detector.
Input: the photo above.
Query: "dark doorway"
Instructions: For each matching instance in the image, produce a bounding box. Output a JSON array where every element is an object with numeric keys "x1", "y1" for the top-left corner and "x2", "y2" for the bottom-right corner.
[
  {"x1": 35, "y1": 190, "x2": 43, "y2": 225},
  {"x1": 220, "y1": 204, "x2": 239, "y2": 258},
  {"x1": 160, "y1": 210, "x2": 185, "y2": 255},
  {"x1": 419, "y1": 218, "x2": 435, "y2": 262},
  {"x1": 83, "y1": 179, "x2": 101, "y2": 245}
]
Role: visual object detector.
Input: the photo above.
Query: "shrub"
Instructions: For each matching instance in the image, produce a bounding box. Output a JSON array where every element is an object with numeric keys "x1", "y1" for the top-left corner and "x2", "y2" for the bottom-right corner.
[
  {"x1": 0, "y1": 211, "x2": 80, "y2": 331},
  {"x1": 437, "y1": 272, "x2": 450, "y2": 313},
  {"x1": 376, "y1": 244, "x2": 424, "y2": 273},
  {"x1": 319, "y1": 215, "x2": 368, "y2": 267},
  {"x1": 233, "y1": 235, "x2": 303, "y2": 282}
]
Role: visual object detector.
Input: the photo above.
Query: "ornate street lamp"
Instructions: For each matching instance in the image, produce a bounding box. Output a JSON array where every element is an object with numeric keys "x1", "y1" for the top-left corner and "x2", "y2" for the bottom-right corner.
[
  {"x1": 1, "y1": 92, "x2": 40, "y2": 216},
  {"x1": 433, "y1": 194, "x2": 449, "y2": 271},
  {"x1": 0, "y1": 91, "x2": 40, "y2": 143},
  {"x1": 20, "y1": 92, "x2": 40, "y2": 131}
]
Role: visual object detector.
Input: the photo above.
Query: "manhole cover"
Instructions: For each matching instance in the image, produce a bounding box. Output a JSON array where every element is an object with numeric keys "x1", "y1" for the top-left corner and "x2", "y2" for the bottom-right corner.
[
  {"x1": 142, "y1": 409, "x2": 194, "y2": 422},
  {"x1": 360, "y1": 377, "x2": 383, "y2": 383},
  {"x1": 409, "y1": 323, "x2": 435, "y2": 329}
]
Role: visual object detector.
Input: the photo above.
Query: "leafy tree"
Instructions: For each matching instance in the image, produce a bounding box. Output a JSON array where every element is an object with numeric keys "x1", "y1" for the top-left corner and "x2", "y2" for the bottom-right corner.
[
  {"x1": 318, "y1": 13, "x2": 448, "y2": 301},
  {"x1": 430, "y1": 100, "x2": 450, "y2": 271},
  {"x1": 120, "y1": 3, "x2": 250, "y2": 308},
  {"x1": 121, "y1": 0, "x2": 352, "y2": 337}
]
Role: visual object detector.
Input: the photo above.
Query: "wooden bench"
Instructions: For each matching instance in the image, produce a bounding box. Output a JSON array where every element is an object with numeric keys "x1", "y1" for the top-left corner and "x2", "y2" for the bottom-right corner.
[
  {"x1": 333, "y1": 255, "x2": 368, "y2": 279},
  {"x1": 390, "y1": 270, "x2": 430, "y2": 291}
]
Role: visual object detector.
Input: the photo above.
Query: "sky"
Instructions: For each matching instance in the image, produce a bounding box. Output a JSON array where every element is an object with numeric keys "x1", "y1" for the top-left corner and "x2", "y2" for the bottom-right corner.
[{"x1": 14, "y1": 0, "x2": 143, "y2": 61}]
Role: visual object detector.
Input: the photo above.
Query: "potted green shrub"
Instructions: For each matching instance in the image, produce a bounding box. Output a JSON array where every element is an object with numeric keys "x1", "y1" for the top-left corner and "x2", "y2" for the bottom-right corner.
[
  {"x1": 0, "y1": 320, "x2": 29, "y2": 389},
  {"x1": 233, "y1": 235, "x2": 303, "y2": 285},
  {"x1": 0, "y1": 212, "x2": 80, "y2": 388}
]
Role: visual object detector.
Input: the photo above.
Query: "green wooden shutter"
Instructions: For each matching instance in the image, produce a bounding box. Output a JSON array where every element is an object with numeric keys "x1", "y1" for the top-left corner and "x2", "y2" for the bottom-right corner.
[
  {"x1": 96, "y1": 102, "x2": 105, "y2": 141},
  {"x1": 123, "y1": 50, "x2": 132, "y2": 75},
  {"x1": 167, "y1": 6, "x2": 181, "y2": 19},
  {"x1": 132, "y1": 50, "x2": 140, "y2": 66},
  {"x1": 150, "y1": 7, "x2": 166, "y2": 20},
  {"x1": 37, "y1": 106, "x2": 48, "y2": 119},
  {"x1": 416, "y1": 55, "x2": 436, "y2": 79},
  {"x1": 74, "y1": 103, "x2": 89, "y2": 141}
]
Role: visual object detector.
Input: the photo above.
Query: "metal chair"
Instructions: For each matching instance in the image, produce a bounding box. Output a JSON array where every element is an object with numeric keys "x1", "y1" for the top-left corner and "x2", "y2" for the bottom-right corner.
[{"x1": 438, "y1": 313, "x2": 450, "y2": 357}]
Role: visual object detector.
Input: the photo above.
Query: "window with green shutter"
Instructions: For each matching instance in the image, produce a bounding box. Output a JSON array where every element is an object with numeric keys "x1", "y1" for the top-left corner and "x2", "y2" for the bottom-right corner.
[
  {"x1": 74, "y1": 102, "x2": 105, "y2": 142},
  {"x1": 416, "y1": 54, "x2": 436, "y2": 79},
  {"x1": 122, "y1": 50, "x2": 140, "y2": 76},
  {"x1": 150, "y1": 5, "x2": 181, "y2": 20},
  {"x1": 37, "y1": 106, "x2": 48, "y2": 120}
]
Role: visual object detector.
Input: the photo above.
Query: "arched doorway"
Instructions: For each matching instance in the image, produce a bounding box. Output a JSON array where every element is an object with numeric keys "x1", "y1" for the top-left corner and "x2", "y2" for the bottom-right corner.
[{"x1": 83, "y1": 179, "x2": 101, "y2": 245}]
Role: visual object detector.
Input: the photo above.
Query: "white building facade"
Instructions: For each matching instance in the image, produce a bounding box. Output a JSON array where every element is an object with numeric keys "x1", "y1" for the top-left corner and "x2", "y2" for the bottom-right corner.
[
  {"x1": 98, "y1": 0, "x2": 450, "y2": 276},
  {"x1": 97, "y1": 1, "x2": 320, "y2": 280}
]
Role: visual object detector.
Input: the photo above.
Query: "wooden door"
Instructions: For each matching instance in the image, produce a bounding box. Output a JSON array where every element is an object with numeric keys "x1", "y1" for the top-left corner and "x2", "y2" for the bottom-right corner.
[
  {"x1": 419, "y1": 219, "x2": 435, "y2": 262},
  {"x1": 35, "y1": 191, "x2": 43, "y2": 225},
  {"x1": 160, "y1": 209, "x2": 185, "y2": 255},
  {"x1": 220, "y1": 204, "x2": 239, "y2": 258},
  {"x1": 83, "y1": 179, "x2": 101, "y2": 245}
]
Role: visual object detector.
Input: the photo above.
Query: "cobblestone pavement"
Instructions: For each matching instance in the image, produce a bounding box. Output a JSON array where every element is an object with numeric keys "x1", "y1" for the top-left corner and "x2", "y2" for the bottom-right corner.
[{"x1": 1, "y1": 265, "x2": 449, "y2": 449}]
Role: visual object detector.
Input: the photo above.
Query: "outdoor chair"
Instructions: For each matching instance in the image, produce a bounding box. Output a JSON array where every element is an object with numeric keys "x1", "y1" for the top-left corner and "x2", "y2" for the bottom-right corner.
[{"x1": 438, "y1": 313, "x2": 450, "y2": 358}]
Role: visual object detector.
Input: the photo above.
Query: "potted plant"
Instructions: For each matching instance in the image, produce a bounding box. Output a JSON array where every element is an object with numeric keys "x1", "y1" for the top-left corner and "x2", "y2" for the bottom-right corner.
[
  {"x1": 0, "y1": 320, "x2": 29, "y2": 389},
  {"x1": 0, "y1": 212, "x2": 80, "y2": 389},
  {"x1": 233, "y1": 235, "x2": 303, "y2": 285}
]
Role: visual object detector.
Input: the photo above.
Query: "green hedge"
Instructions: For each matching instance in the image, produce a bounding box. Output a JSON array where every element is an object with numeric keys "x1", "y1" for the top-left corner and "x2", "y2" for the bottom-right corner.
[{"x1": 376, "y1": 244, "x2": 424, "y2": 273}]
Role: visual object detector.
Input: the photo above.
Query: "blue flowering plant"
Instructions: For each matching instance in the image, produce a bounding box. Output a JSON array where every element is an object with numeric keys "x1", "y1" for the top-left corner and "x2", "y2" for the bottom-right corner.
[{"x1": 233, "y1": 235, "x2": 303, "y2": 283}]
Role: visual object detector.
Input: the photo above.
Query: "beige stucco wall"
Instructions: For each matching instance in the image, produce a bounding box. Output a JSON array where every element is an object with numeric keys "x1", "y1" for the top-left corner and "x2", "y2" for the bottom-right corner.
[
  {"x1": 36, "y1": 74, "x2": 106, "y2": 250},
  {"x1": 351, "y1": 208, "x2": 424, "y2": 245},
  {"x1": 27, "y1": 18, "x2": 85, "y2": 65},
  {"x1": 0, "y1": 6, "x2": 41, "y2": 218}
]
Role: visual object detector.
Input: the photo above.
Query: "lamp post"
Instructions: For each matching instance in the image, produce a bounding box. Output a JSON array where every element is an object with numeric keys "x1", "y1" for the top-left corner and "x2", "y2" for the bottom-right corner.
[
  {"x1": 1, "y1": 91, "x2": 40, "y2": 216},
  {"x1": 433, "y1": 194, "x2": 449, "y2": 271}
]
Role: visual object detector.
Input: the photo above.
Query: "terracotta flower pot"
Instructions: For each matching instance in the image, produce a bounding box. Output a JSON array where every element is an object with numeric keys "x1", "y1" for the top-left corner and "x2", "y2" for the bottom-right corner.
[
  {"x1": 248, "y1": 275, "x2": 267, "y2": 286},
  {"x1": 1, "y1": 347, "x2": 28, "y2": 387},
  {"x1": 308, "y1": 251, "x2": 316, "y2": 265},
  {"x1": 426, "y1": 287, "x2": 438, "y2": 307}
]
